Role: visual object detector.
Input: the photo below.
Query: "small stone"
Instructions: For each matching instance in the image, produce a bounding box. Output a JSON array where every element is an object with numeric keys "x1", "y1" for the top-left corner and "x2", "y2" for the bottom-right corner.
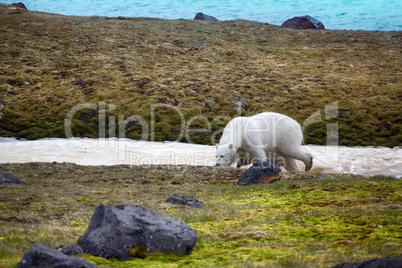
[
  {"x1": 0, "y1": 172, "x2": 22, "y2": 185},
  {"x1": 331, "y1": 257, "x2": 402, "y2": 268},
  {"x1": 166, "y1": 194, "x2": 204, "y2": 208},
  {"x1": 185, "y1": 43, "x2": 212, "y2": 49},
  {"x1": 281, "y1": 15, "x2": 325, "y2": 29},
  {"x1": 315, "y1": 173, "x2": 331, "y2": 179},
  {"x1": 237, "y1": 161, "x2": 281, "y2": 185},
  {"x1": 194, "y1": 12, "x2": 218, "y2": 21},
  {"x1": 11, "y1": 2, "x2": 28, "y2": 10},
  {"x1": 17, "y1": 243, "x2": 95, "y2": 268}
]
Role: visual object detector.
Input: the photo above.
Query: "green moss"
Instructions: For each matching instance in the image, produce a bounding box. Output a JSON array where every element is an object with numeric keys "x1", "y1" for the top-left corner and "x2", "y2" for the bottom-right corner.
[
  {"x1": 129, "y1": 245, "x2": 148, "y2": 259},
  {"x1": 51, "y1": 126, "x2": 67, "y2": 138},
  {"x1": 17, "y1": 127, "x2": 50, "y2": 140},
  {"x1": 125, "y1": 125, "x2": 145, "y2": 140},
  {"x1": 0, "y1": 129, "x2": 10, "y2": 137},
  {"x1": 0, "y1": 163, "x2": 401, "y2": 267},
  {"x1": 152, "y1": 122, "x2": 174, "y2": 141},
  {"x1": 304, "y1": 136, "x2": 324, "y2": 145},
  {"x1": 391, "y1": 134, "x2": 402, "y2": 145}
]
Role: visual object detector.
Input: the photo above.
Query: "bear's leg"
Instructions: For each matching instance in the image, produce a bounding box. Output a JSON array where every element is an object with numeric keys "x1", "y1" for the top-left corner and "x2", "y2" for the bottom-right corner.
[
  {"x1": 280, "y1": 146, "x2": 313, "y2": 172},
  {"x1": 305, "y1": 153, "x2": 313, "y2": 171},
  {"x1": 235, "y1": 151, "x2": 250, "y2": 167},
  {"x1": 236, "y1": 158, "x2": 242, "y2": 167},
  {"x1": 249, "y1": 148, "x2": 267, "y2": 163},
  {"x1": 237, "y1": 156, "x2": 249, "y2": 167},
  {"x1": 284, "y1": 157, "x2": 299, "y2": 173}
]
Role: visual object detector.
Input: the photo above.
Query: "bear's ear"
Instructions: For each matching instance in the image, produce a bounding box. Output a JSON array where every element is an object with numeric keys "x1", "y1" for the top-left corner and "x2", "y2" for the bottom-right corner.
[{"x1": 229, "y1": 144, "x2": 234, "y2": 149}]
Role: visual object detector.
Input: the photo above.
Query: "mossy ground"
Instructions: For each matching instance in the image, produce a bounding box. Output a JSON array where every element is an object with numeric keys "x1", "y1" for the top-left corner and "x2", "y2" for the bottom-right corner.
[
  {"x1": 0, "y1": 163, "x2": 401, "y2": 267},
  {"x1": 0, "y1": 4, "x2": 401, "y2": 146}
]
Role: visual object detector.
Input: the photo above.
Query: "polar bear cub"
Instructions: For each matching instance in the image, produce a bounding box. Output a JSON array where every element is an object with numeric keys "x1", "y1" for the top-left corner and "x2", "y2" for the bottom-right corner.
[{"x1": 215, "y1": 112, "x2": 312, "y2": 173}]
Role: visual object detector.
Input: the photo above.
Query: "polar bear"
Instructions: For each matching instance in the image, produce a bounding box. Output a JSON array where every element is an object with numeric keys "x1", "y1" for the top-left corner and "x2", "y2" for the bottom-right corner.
[{"x1": 215, "y1": 112, "x2": 312, "y2": 173}]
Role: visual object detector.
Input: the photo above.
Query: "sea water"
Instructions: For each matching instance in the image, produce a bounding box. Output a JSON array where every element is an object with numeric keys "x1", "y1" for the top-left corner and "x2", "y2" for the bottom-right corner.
[{"x1": 1, "y1": 0, "x2": 401, "y2": 31}]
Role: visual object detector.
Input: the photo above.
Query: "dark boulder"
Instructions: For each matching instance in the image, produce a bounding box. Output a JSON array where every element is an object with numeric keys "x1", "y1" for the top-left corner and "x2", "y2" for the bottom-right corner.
[
  {"x1": 281, "y1": 15, "x2": 325, "y2": 29},
  {"x1": 166, "y1": 194, "x2": 204, "y2": 208},
  {"x1": 0, "y1": 172, "x2": 22, "y2": 185},
  {"x1": 332, "y1": 257, "x2": 402, "y2": 268},
  {"x1": 17, "y1": 243, "x2": 95, "y2": 268},
  {"x1": 11, "y1": 2, "x2": 28, "y2": 10},
  {"x1": 194, "y1": 12, "x2": 218, "y2": 21},
  {"x1": 237, "y1": 161, "x2": 280, "y2": 185},
  {"x1": 78, "y1": 204, "x2": 197, "y2": 261}
]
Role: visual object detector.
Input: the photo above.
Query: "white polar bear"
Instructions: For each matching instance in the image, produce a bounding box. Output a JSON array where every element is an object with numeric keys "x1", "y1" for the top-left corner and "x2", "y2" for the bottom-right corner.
[{"x1": 215, "y1": 112, "x2": 312, "y2": 173}]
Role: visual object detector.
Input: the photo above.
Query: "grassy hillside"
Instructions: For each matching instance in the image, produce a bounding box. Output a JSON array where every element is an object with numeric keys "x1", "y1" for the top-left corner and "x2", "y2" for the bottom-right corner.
[
  {"x1": 0, "y1": 4, "x2": 401, "y2": 146},
  {"x1": 0, "y1": 163, "x2": 401, "y2": 267}
]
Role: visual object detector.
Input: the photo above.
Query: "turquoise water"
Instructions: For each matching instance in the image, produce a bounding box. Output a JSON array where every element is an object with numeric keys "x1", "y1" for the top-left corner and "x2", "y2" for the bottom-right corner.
[{"x1": 1, "y1": 0, "x2": 401, "y2": 31}]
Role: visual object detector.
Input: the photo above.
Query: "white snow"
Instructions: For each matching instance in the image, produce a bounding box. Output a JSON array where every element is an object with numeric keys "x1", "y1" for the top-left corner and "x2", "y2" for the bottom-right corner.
[{"x1": 0, "y1": 137, "x2": 401, "y2": 177}]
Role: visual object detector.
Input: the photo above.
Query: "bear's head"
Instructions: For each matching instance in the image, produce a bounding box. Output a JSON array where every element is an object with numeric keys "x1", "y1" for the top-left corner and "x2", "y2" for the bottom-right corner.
[{"x1": 215, "y1": 144, "x2": 236, "y2": 166}]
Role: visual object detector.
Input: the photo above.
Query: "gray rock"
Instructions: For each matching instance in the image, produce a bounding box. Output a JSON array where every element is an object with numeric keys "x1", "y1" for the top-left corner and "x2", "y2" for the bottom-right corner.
[
  {"x1": 332, "y1": 257, "x2": 402, "y2": 268},
  {"x1": 166, "y1": 194, "x2": 204, "y2": 208},
  {"x1": 237, "y1": 161, "x2": 281, "y2": 185},
  {"x1": 315, "y1": 173, "x2": 331, "y2": 179},
  {"x1": 194, "y1": 12, "x2": 218, "y2": 21},
  {"x1": 78, "y1": 204, "x2": 197, "y2": 261},
  {"x1": 0, "y1": 172, "x2": 22, "y2": 185},
  {"x1": 185, "y1": 43, "x2": 212, "y2": 49},
  {"x1": 281, "y1": 15, "x2": 325, "y2": 29},
  {"x1": 17, "y1": 243, "x2": 95, "y2": 268},
  {"x1": 11, "y1": 2, "x2": 28, "y2": 10}
]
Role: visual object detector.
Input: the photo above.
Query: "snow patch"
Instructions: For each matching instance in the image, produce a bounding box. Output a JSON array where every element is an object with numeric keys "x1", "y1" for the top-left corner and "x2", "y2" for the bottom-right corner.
[{"x1": 0, "y1": 138, "x2": 401, "y2": 177}]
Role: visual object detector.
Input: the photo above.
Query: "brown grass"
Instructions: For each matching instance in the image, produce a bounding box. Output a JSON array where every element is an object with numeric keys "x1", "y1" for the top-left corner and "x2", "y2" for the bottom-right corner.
[{"x1": 0, "y1": 3, "x2": 401, "y2": 146}]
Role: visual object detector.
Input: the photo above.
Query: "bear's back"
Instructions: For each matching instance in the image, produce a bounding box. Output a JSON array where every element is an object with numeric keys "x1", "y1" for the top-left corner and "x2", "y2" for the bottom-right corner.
[
  {"x1": 244, "y1": 112, "x2": 303, "y2": 146},
  {"x1": 250, "y1": 112, "x2": 301, "y2": 129}
]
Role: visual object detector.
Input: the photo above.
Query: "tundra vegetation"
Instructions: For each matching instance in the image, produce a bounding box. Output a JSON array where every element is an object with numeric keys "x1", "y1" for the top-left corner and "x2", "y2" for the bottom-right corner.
[
  {"x1": 0, "y1": 163, "x2": 401, "y2": 267},
  {"x1": 0, "y1": 3, "x2": 401, "y2": 268},
  {"x1": 0, "y1": 4, "x2": 401, "y2": 146}
]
